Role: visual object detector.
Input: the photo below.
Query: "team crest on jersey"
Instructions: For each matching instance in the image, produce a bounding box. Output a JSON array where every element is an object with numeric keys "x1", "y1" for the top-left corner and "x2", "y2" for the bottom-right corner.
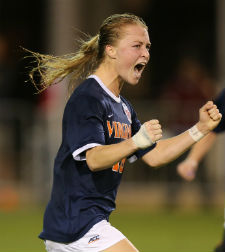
[{"x1": 122, "y1": 103, "x2": 132, "y2": 123}]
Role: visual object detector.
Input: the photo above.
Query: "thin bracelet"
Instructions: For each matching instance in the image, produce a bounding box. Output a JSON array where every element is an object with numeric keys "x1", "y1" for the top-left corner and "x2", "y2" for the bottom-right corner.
[{"x1": 188, "y1": 125, "x2": 204, "y2": 142}]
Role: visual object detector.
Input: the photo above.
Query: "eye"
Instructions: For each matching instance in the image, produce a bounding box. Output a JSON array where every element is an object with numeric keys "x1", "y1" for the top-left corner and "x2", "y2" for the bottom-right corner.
[
  {"x1": 146, "y1": 45, "x2": 151, "y2": 51},
  {"x1": 133, "y1": 44, "x2": 141, "y2": 48}
]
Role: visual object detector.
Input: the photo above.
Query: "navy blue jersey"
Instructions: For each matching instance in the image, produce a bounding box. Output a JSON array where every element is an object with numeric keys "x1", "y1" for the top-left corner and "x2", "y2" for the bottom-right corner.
[
  {"x1": 213, "y1": 88, "x2": 225, "y2": 134},
  {"x1": 39, "y1": 75, "x2": 155, "y2": 243}
]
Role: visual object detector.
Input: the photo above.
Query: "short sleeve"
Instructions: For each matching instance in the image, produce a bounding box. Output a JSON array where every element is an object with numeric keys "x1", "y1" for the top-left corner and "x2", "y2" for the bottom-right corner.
[{"x1": 64, "y1": 95, "x2": 105, "y2": 160}]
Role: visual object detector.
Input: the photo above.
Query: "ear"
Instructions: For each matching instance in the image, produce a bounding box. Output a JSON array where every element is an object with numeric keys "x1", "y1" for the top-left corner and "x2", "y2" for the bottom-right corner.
[{"x1": 105, "y1": 45, "x2": 117, "y2": 59}]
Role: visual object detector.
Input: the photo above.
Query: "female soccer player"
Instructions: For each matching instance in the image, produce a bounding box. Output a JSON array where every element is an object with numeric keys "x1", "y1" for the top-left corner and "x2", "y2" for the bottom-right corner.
[{"x1": 28, "y1": 14, "x2": 222, "y2": 252}]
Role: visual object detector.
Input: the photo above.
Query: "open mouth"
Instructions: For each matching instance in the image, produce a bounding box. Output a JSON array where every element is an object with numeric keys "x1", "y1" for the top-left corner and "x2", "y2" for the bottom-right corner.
[{"x1": 134, "y1": 63, "x2": 146, "y2": 73}]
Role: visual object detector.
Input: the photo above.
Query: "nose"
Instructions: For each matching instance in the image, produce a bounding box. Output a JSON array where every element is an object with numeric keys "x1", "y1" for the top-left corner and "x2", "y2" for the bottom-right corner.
[{"x1": 142, "y1": 47, "x2": 150, "y2": 60}]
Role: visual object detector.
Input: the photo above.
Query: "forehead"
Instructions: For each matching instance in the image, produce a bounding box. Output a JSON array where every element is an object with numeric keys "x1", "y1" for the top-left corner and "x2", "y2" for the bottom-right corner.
[{"x1": 118, "y1": 24, "x2": 150, "y2": 44}]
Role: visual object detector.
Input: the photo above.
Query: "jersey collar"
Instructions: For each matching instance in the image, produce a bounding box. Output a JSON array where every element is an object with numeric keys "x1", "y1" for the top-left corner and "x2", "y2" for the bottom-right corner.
[{"x1": 88, "y1": 75, "x2": 121, "y2": 103}]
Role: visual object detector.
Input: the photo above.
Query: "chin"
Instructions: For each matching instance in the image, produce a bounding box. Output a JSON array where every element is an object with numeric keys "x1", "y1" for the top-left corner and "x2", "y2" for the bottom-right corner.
[
  {"x1": 120, "y1": 74, "x2": 140, "y2": 85},
  {"x1": 129, "y1": 78, "x2": 140, "y2": 85}
]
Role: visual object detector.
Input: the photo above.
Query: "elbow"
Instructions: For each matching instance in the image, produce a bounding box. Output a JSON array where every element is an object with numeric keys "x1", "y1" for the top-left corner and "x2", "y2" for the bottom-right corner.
[
  {"x1": 150, "y1": 157, "x2": 175, "y2": 169},
  {"x1": 86, "y1": 158, "x2": 100, "y2": 172},
  {"x1": 150, "y1": 162, "x2": 160, "y2": 169},
  {"x1": 143, "y1": 157, "x2": 160, "y2": 168},
  {"x1": 86, "y1": 153, "x2": 107, "y2": 172},
  {"x1": 143, "y1": 146, "x2": 173, "y2": 168},
  {"x1": 153, "y1": 162, "x2": 167, "y2": 169},
  {"x1": 148, "y1": 160, "x2": 164, "y2": 169},
  {"x1": 143, "y1": 155, "x2": 167, "y2": 169},
  {"x1": 86, "y1": 148, "x2": 101, "y2": 172}
]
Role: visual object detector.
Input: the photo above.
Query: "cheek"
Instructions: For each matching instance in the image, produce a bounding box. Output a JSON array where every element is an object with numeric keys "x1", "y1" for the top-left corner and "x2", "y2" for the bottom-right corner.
[{"x1": 117, "y1": 48, "x2": 137, "y2": 67}]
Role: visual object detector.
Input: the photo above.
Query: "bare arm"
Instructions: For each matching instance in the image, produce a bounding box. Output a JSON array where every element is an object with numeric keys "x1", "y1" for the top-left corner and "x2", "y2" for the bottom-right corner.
[
  {"x1": 86, "y1": 120, "x2": 162, "y2": 171},
  {"x1": 86, "y1": 101, "x2": 221, "y2": 172},
  {"x1": 177, "y1": 132, "x2": 217, "y2": 181},
  {"x1": 142, "y1": 101, "x2": 221, "y2": 168},
  {"x1": 142, "y1": 130, "x2": 196, "y2": 167},
  {"x1": 86, "y1": 138, "x2": 137, "y2": 171},
  {"x1": 185, "y1": 132, "x2": 217, "y2": 163}
]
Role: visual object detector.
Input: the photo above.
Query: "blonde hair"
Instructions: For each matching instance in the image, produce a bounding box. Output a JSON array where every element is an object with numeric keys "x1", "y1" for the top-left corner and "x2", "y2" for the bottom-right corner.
[{"x1": 27, "y1": 13, "x2": 147, "y2": 94}]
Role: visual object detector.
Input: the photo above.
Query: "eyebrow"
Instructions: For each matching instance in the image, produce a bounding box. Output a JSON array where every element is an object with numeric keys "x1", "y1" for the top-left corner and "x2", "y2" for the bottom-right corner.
[{"x1": 133, "y1": 41, "x2": 151, "y2": 47}]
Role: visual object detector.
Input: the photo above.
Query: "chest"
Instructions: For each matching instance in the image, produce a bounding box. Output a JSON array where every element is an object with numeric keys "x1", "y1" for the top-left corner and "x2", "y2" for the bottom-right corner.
[{"x1": 103, "y1": 101, "x2": 132, "y2": 142}]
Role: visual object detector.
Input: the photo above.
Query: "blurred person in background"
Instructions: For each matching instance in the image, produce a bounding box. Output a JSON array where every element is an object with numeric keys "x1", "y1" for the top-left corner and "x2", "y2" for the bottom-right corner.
[
  {"x1": 157, "y1": 57, "x2": 216, "y2": 200},
  {"x1": 159, "y1": 57, "x2": 215, "y2": 135},
  {"x1": 177, "y1": 88, "x2": 225, "y2": 252},
  {"x1": 27, "y1": 13, "x2": 221, "y2": 252}
]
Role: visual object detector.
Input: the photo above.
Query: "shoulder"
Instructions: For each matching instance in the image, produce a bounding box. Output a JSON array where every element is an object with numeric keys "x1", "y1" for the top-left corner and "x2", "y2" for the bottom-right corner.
[
  {"x1": 68, "y1": 79, "x2": 101, "y2": 104},
  {"x1": 71, "y1": 78, "x2": 102, "y2": 99},
  {"x1": 64, "y1": 79, "x2": 106, "y2": 116}
]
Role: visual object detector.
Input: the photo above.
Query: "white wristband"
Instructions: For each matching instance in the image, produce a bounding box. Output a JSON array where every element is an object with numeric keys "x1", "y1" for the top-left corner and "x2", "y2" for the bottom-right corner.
[
  {"x1": 188, "y1": 125, "x2": 204, "y2": 142},
  {"x1": 132, "y1": 124, "x2": 154, "y2": 149}
]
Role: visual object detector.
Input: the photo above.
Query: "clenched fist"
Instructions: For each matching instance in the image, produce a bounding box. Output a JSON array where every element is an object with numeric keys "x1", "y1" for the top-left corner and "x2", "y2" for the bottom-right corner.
[
  {"x1": 132, "y1": 120, "x2": 162, "y2": 149},
  {"x1": 197, "y1": 101, "x2": 222, "y2": 134},
  {"x1": 177, "y1": 159, "x2": 198, "y2": 181}
]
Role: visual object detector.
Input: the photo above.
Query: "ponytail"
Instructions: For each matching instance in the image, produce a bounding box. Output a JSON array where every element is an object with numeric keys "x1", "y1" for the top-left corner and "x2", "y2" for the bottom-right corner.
[
  {"x1": 26, "y1": 13, "x2": 147, "y2": 95},
  {"x1": 26, "y1": 34, "x2": 99, "y2": 94}
]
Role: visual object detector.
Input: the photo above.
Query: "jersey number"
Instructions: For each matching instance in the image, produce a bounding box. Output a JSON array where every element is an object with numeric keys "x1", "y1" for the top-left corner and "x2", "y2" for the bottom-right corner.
[{"x1": 112, "y1": 158, "x2": 126, "y2": 173}]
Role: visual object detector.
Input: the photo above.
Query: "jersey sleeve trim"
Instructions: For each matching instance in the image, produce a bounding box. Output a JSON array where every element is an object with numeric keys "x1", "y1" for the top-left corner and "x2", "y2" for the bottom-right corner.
[
  {"x1": 127, "y1": 155, "x2": 138, "y2": 163},
  {"x1": 72, "y1": 143, "x2": 102, "y2": 161},
  {"x1": 127, "y1": 143, "x2": 157, "y2": 163}
]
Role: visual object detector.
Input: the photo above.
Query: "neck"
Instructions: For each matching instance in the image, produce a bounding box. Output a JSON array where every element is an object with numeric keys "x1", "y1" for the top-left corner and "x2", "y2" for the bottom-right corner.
[{"x1": 93, "y1": 63, "x2": 124, "y2": 97}]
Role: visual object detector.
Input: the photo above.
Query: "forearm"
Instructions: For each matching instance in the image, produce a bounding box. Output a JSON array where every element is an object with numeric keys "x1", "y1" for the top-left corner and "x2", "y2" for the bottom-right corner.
[
  {"x1": 187, "y1": 131, "x2": 217, "y2": 163},
  {"x1": 143, "y1": 129, "x2": 196, "y2": 167},
  {"x1": 86, "y1": 119, "x2": 162, "y2": 171},
  {"x1": 86, "y1": 138, "x2": 138, "y2": 171},
  {"x1": 142, "y1": 100, "x2": 222, "y2": 168},
  {"x1": 176, "y1": 131, "x2": 217, "y2": 181}
]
